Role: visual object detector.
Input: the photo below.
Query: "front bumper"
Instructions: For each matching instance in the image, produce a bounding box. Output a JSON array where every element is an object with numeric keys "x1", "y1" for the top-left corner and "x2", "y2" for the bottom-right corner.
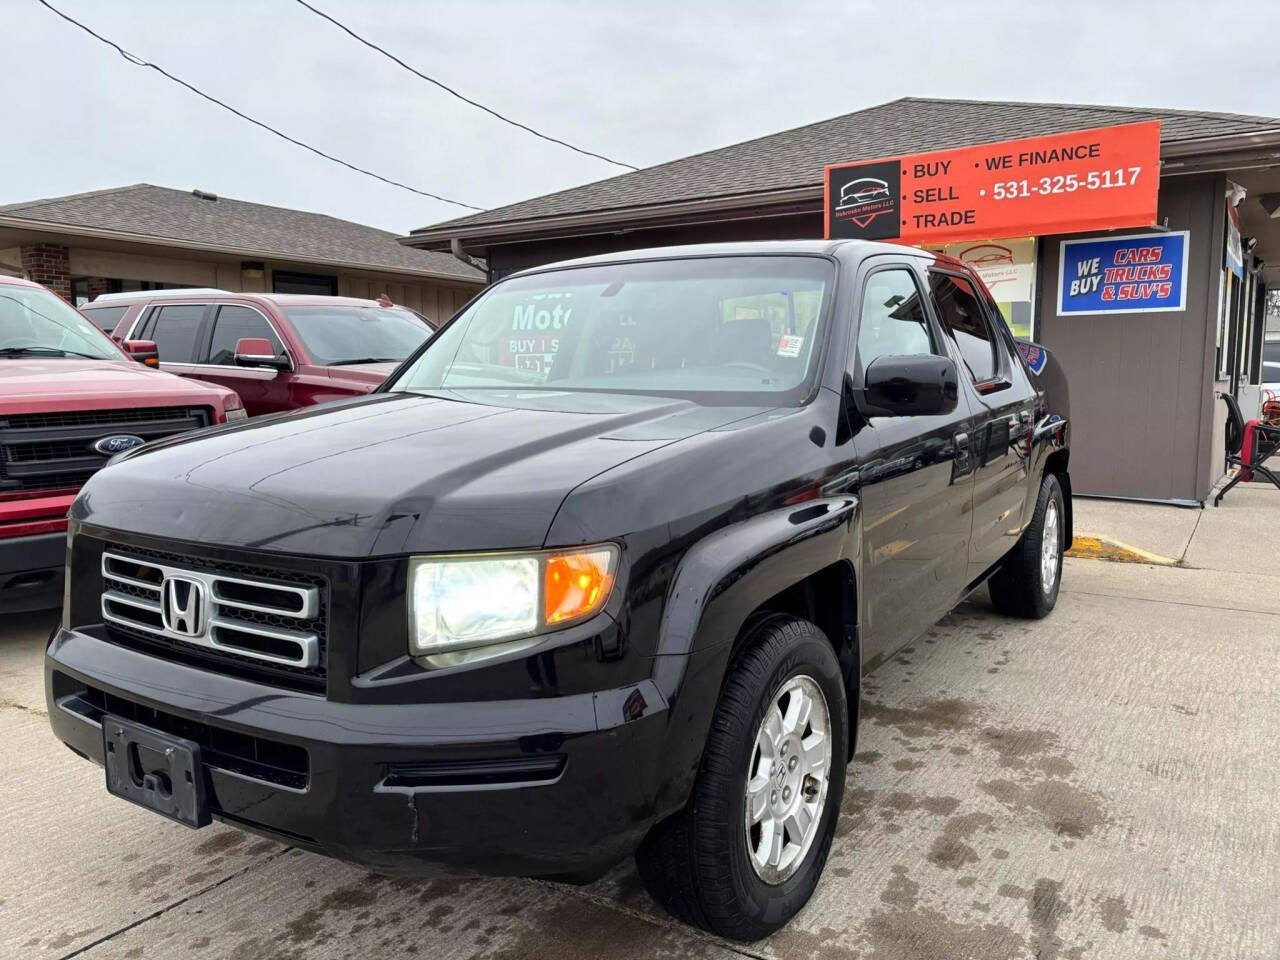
[
  {"x1": 46, "y1": 626, "x2": 671, "y2": 878},
  {"x1": 0, "y1": 530, "x2": 65, "y2": 613}
]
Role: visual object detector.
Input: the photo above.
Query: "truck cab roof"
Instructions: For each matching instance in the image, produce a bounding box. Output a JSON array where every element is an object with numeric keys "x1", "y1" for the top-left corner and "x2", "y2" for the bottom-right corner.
[{"x1": 515, "y1": 239, "x2": 926, "y2": 277}]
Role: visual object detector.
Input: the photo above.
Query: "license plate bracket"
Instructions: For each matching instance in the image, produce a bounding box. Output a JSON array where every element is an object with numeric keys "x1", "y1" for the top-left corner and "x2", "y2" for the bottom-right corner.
[{"x1": 103, "y1": 715, "x2": 210, "y2": 828}]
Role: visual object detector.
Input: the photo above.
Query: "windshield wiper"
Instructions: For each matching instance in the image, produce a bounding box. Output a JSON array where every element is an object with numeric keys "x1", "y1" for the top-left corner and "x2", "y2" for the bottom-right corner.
[
  {"x1": 328, "y1": 357, "x2": 402, "y2": 366},
  {"x1": 0, "y1": 346, "x2": 101, "y2": 359}
]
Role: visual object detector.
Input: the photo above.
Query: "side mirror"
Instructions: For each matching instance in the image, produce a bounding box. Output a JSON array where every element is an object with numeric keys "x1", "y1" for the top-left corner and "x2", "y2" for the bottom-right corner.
[
  {"x1": 122, "y1": 339, "x2": 159, "y2": 367},
  {"x1": 234, "y1": 337, "x2": 289, "y2": 371},
  {"x1": 861, "y1": 354, "x2": 959, "y2": 417}
]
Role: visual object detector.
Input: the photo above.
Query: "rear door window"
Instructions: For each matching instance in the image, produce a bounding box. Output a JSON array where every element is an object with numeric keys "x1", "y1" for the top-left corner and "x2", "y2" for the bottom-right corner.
[
  {"x1": 929, "y1": 273, "x2": 998, "y2": 383},
  {"x1": 145, "y1": 304, "x2": 207, "y2": 363},
  {"x1": 207, "y1": 305, "x2": 285, "y2": 365}
]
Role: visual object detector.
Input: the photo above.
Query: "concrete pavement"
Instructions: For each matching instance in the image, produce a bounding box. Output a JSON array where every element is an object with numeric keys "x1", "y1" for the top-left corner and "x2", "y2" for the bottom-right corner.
[
  {"x1": 1071, "y1": 496, "x2": 1202, "y2": 562},
  {"x1": 2, "y1": 491, "x2": 1278, "y2": 959}
]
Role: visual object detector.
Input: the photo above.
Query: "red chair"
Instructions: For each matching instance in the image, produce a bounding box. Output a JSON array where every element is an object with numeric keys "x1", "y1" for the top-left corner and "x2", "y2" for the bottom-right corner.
[{"x1": 1215, "y1": 392, "x2": 1280, "y2": 506}]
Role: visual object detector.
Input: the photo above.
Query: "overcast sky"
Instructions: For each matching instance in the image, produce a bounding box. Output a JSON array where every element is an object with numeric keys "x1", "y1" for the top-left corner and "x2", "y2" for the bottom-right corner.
[{"x1": 3, "y1": 0, "x2": 1279, "y2": 235}]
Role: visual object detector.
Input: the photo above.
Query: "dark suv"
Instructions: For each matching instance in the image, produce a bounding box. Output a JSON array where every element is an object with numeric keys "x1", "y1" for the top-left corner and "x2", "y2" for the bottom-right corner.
[{"x1": 46, "y1": 241, "x2": 1071, "y2": 940}]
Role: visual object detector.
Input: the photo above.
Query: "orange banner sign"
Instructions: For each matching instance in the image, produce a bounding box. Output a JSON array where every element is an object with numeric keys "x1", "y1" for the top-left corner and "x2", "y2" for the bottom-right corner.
[{"x1": 824, "y1": 121, "x2": 1160, "y2": 245}]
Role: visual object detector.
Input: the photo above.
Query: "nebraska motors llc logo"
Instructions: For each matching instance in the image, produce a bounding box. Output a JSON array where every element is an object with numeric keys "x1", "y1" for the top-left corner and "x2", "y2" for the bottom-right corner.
[{"x1": 826, "y1": 160, "x2": 901, "y2": 240}]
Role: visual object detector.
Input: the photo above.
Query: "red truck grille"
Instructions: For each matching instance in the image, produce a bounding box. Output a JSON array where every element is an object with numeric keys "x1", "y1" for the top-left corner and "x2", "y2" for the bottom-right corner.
[{"x1": 0, "y1": 406, "x2": 212, "y2": 494}]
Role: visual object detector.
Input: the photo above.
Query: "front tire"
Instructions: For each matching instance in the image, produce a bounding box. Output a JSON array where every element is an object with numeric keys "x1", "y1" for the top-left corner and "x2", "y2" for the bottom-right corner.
[
  {"x1": 636, "y1": 615, "x2": 848, "y2": 941},
  {"x1": 988, "y1": 472, "x2": 1065, "y2": 618}
]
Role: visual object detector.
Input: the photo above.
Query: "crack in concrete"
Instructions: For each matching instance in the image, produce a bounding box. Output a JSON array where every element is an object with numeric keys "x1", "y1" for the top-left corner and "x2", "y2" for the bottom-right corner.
[
  {"x1": 1060, "y1": 586, "x2": 1280, "y2": 617},
  {"x1": 55, "y1": 847, "x2": 293, "y2": 959},
  {"x1": 1179, "y1": 509, "x2": 1204, "y2": 565}
]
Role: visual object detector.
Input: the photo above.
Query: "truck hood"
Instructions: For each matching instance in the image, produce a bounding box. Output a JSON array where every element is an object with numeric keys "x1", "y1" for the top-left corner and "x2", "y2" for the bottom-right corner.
[
  {"x1": 325, "y1": 361, "x2": 398, "y2": 382},
  {"x1": 320, "y1": 361, "x2": 398, "y2": 391},
  {"x1": 73, "y1": 390, "x2": 768, "y2": 557},
  {"x1": 0, "y1": 357, "x2": 232, "y2": 412}
]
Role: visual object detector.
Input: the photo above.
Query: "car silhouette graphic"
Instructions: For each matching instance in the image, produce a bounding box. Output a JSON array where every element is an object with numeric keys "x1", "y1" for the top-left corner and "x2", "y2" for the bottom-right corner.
[
  {"x1": 960, "y1": 244, "x2": 1015, "y2": 266},
  {"x1": 837, "y1": 178, "x2": 891, "y2": 210}
]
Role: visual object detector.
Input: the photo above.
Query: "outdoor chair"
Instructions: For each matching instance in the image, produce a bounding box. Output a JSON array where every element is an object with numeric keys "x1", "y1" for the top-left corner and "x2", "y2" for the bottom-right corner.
[{"x1": 1214, "y1": 391, "x2": 1280, "y2": 506}]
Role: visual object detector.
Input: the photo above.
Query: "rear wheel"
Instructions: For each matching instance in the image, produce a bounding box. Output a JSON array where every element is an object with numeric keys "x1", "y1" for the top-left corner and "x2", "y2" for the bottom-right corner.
[
  {"x1": 988, "y1": 472, "x2": 1064, "y2": 618},
  {"x1": 636, "y1": 615, "x2": 848, "y2": 941}
]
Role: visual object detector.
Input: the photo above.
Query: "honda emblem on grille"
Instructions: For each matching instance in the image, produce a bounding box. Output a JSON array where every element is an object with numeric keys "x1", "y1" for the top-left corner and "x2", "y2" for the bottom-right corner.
[{"x1": 161, "y1": 575, "x2": 207, "y2": 637}]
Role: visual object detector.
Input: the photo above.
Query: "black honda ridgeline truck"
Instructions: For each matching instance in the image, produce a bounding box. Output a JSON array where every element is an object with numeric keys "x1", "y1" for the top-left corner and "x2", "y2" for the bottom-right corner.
[{"x1": 47, "y1": 240, "x2": 1071, "y2": 940}]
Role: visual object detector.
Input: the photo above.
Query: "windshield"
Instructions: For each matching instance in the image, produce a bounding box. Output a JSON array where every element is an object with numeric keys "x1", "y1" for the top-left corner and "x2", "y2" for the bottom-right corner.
[
  {"x1": 280, "y1": 304, "x2": 432, "y2": 365},
  {"x1": 0, "y1": 285, "x2": 122, "y2": 360},
  {"x1": 390, "y1": 256, "x2": 834, "y2": 404}
]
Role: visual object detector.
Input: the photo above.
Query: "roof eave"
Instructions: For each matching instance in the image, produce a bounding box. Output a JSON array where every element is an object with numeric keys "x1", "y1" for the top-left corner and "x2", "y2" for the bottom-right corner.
[
  {"x1": 399, "y1": 184, "x2": 825, "y2": 252},
  {"x1": 401, "y1": 129, "x2": 1280, "y2": 253},
  {"x1": 0, "y1": 215, "x2": 484, "y2": 285}
]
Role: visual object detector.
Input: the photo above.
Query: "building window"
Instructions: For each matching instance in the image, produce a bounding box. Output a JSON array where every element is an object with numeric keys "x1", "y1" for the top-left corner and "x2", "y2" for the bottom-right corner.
[
  {"x1": 70, "y1": 276, "x2": 190, "y2": 307},
  {"x1": 272, "y1": 270, "x2": 337, "y2": 296}
]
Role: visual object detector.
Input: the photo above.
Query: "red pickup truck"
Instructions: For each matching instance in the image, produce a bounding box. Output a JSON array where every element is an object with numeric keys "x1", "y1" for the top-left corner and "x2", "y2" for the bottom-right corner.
[
  {"x1": 0, "y1": 275, "x2": 242, "y2": 611},
  {"x1": 83, "y1": 290, "x2": 437, "y2": 416}
]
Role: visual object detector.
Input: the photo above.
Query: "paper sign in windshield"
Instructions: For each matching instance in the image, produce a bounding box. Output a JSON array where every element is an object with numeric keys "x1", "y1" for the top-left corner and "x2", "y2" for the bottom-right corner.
[{"x1": 777, "y1": 335, "x2": 804, "y2": 358}]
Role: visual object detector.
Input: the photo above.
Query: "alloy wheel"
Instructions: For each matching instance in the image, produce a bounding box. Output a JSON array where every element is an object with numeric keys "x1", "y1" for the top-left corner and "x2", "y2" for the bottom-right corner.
[
  {"x1": 1041, "y1": 497, "x2": 1061, "y2": 595},
  {"x1": 744, "y1": 674, "x2": 831, "y2": 884}
]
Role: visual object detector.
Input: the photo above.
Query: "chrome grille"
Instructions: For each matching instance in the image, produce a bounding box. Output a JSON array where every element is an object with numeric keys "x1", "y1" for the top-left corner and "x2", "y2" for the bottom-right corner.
[{"x1": 101, "y1": 551, "x2": 320, "y2": 669}]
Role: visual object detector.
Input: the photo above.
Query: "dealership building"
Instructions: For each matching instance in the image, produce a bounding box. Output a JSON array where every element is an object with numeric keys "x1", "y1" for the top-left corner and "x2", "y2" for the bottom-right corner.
[{"x1": 403, "y1": 97, "x2": 1280, "y2": 505}]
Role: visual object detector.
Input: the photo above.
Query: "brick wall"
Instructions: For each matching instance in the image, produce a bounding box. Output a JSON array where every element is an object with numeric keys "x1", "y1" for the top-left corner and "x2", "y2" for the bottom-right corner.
[
  {"x1": 20, "y1": 243, "x2": 70, "y2": 301},
  {"x1": 86, "y1": 277, "x2": 112, "y2": 300}
]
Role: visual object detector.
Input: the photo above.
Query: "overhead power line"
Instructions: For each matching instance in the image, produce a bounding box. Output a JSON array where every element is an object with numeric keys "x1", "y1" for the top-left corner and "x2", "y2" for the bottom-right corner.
[
  {"x1": 292, "y1": 0, "x2": 639, "y2": 172},
  {"x1": 34, "y1": 0, "x2": 484, "y2": 211}
]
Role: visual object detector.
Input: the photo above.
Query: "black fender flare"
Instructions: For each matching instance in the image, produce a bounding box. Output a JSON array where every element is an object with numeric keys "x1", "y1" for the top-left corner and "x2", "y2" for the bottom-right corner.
[{"x1": 644, "y1": 496, "x2": 860, "y2": 821}]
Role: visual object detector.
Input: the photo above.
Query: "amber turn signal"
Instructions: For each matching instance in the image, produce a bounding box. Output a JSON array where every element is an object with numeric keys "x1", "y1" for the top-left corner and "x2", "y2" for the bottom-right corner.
[{"x1": 544, "y1": 547, "x2": 617, "y2": 625}]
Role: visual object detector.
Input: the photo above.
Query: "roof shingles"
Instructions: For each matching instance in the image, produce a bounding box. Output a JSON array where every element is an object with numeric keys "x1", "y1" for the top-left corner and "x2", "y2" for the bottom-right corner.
[
  {"x1": 410, "y1": 96, "x2": 1280, "y2": 236},
  {"x1": 0, "y1": 184, "x2": 482, "y2": 282}
]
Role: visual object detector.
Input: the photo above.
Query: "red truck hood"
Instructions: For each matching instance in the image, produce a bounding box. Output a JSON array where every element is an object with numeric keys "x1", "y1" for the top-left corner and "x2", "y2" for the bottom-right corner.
[
  {"x1": 0, "y1": 358, "x2": 234, "y2": 414},
  {"x1": 325, "y1": 362, "x2": 399, "y2": 387}
]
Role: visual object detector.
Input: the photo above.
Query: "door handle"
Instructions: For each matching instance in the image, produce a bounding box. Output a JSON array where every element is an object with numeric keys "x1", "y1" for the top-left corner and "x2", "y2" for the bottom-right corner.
[{"x1": 951, "y1": 430, "x2": 972, "y2": 477}]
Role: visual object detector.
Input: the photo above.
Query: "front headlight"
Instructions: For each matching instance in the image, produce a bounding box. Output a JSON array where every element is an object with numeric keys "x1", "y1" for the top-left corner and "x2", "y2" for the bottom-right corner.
[
  {"x1": 224, "y1": 407, "x2": 248, "y2": 422},
  {"x1": 408, "y1": 545, "x2": 618, "y2": 657}
]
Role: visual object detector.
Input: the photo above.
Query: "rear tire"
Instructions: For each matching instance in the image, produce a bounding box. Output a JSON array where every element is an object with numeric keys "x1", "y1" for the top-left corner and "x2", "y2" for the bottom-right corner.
[
  {"x1": 635, "y1": 615, "x2": 848, "y2": 941},
  {"x1": 988, "y1": 472, "x2": 1065, "y2": 619}
]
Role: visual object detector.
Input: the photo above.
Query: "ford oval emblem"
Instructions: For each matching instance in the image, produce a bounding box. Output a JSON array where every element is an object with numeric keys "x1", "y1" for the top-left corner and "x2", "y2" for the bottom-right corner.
[{"x1": 92, "y1": 434, "x2": 146, "y2": 456}]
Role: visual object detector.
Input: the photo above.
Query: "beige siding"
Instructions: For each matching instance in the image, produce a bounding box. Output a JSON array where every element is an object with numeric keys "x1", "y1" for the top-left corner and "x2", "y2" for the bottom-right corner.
[
  {"x1": 215, "y1": 262, "x2": 242, "y2": 290},
  {"x1": 330, "y1": 273, "x2": 478, "y2": 325},
  {"x1": 69, "y1": 248, "x2": 219, "y2": 287},
  {"x1": 55, "y1": 242, "x2": 482, "y2": 318}
]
